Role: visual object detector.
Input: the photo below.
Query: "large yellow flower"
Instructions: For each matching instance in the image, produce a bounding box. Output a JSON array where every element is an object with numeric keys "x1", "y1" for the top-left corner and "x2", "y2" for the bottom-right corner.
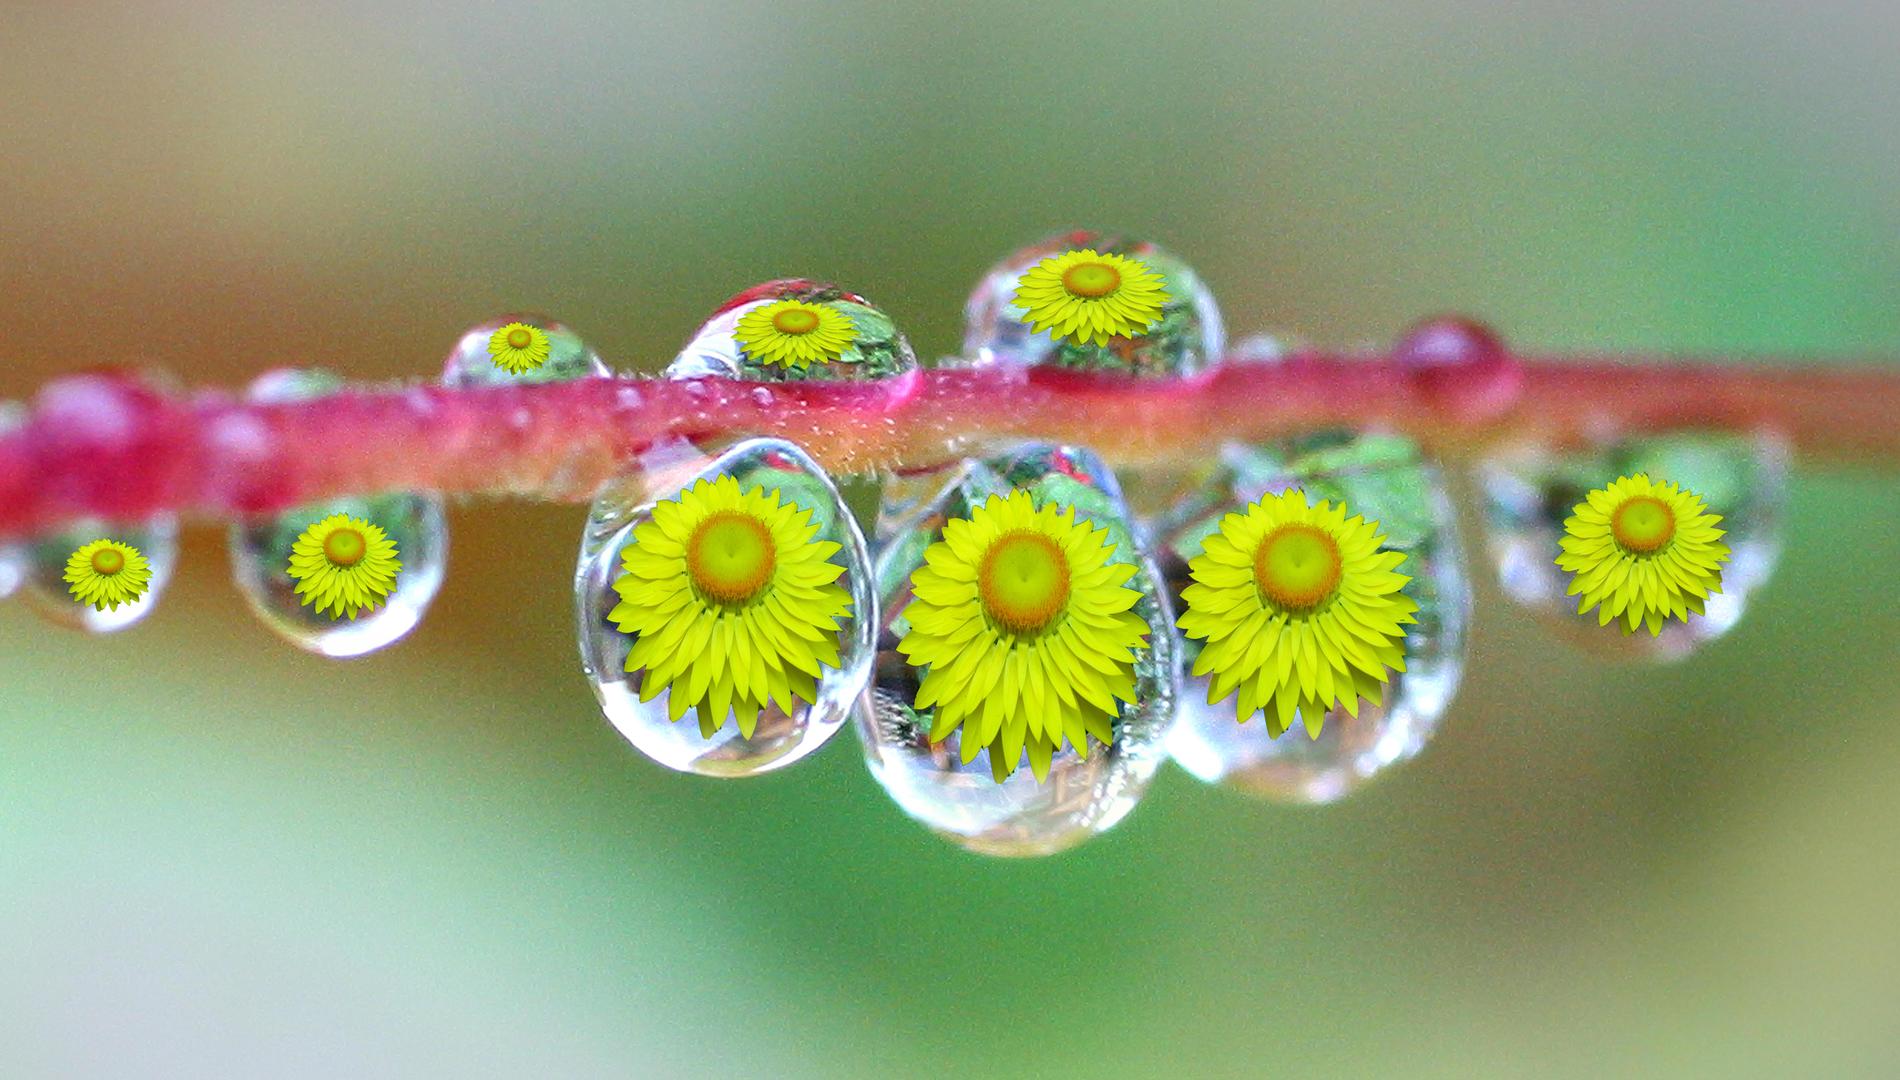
[
  {"x1": 63, "y1": 538, "x2": 152, "y2": 611},
  {"x1": 1177, "y1": 490, "x2": 1418, "y2": 739},
  {"x1": 288, "y1": 513, "x2": 403, "y2": 619},
  {"x1": 488, "y1": 322, "x2": 552, "y2": 374},
  {"x1": 1012, "y1": 248, "x2": 1170, "y2": 347},
  {"x1": 898, "y1": 489, "x2": 1151, "y2": 782},
  {"x1": 733, "y1": 299, "x2": 858, "y2": 370},
  {"x1": 610, "y1": 475, "x2": 853, "y2": 739},
  {"x1": 1556, "y1": 473, "x2": 1730, "y2": 635}
]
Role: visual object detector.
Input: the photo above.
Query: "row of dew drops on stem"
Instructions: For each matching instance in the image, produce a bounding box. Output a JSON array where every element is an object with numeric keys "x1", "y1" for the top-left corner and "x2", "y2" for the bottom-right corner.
[{"x1": 0, "y1": 230, "x2": 1788, "y2": 857}]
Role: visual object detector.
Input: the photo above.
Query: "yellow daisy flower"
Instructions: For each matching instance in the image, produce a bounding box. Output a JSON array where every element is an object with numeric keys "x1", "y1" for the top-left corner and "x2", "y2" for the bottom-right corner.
[
  {"x1": 1556, "y1": 473, "x2": 1731, "y2": 636},
  {"x1": 288, "y1": 513, "x2": 403, "y2": 619},
  {"x1": 609, "y1": 475, "x2": 853, "y2": 739},
  {"x1": 1177, "y1": 490, "x2": 1419, "y2": 739},
  {"x1": 488, "y1": 322, "x2": 552, "y2": 374},
  {"x1": 63, "y1": 538, "x2": 152, "y2": 611},
  {"x1": 733, "y1": 299, "x2": 858, "y2": 370},
  {"x1": 898, "y1": 489, "x2": 1151, "y2": 782},
  {"x1": 1012, "y1": 248, "x2": 1170, "y2": 347}
]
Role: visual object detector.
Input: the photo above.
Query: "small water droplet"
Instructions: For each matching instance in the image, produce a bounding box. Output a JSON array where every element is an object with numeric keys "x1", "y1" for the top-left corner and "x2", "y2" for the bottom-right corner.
[
  {"x1": 963, "y1": 229, "x2": 1224, "y2": 376},
  {"x1": 23, "y1": 516, "x2": 179, "y2": 633},
  {"x1": 749, "y1": 385, "x2": 775, "y2": 408},
  {"x1": 666, "y1": 279, "x2": 919, "y2": 384},
  {"x1": 863, "y1": 444, "x2": 1178, "y2": 855},
  {"x1": 1393, "y1": 316, "x2": 1522, "y2": 423},
  {"x1": 228, "y1": 369, "x2": 448, "y2": 657},
  {"x1": 442, "y1": 313, "x2": 610, "y2": 386},
  {"x1": 575, "y1": 438, "x2": 875, "y2": 777},
  {"x1": 1154, "y1": 433, "x2": 1471, "y2": 801},
  {"x1": 1479, "y1": 430, "x2": 1787, "y2": 661}
]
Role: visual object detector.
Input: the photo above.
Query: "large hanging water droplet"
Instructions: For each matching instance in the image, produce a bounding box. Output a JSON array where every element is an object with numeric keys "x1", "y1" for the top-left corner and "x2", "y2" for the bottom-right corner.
[
  {"x1": 863, "y1": 443, "x2": 1178, "y2": 856},
  {"x1": 22, "y1": 516, "x2": 179, "y2": 633},
  {"x1": 963, "y1": 229, "x2": 1224, "y2": 377},
  {"x1": 227, "y1": 369, "x2": 448, "y2": 657},
  {"x1": 1156, "y1": 433, "x2": 1471, "y2": 802},
  {"x1": 1478, "y1": 430, "x2": 1788, "y2": 661},
  {"x1": 441, "y1": 313, "x2": 611, "y2": 386},
  {"x1": 666, "y1": 279, "x2": 919, "y2": 385},
  {"x1": 576, "y1": 438, "x2": 876, "y2": 777}
]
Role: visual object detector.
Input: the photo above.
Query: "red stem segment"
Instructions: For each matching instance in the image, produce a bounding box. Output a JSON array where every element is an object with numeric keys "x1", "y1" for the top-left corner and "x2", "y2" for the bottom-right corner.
[{"x1": 2, "y1": 351, "x2": 1895, "y2": 537}]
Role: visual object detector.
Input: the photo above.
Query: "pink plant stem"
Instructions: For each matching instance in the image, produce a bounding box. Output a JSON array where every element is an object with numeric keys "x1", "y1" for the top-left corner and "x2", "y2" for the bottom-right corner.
[{"x1": 2, "y1": 352, "x2": 1896, "y2": 538}]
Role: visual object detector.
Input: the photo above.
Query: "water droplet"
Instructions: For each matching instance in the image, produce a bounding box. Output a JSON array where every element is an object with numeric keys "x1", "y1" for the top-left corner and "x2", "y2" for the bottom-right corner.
[
  {"x1": 666, "y1": 279, "x2": 919, "y2": 385},
  {"x1": 963, "y1": 228, "x2": 1224, "y2": 376},
  {"x1": 227, "y1": 369, "x2": 448, "y2": 656},
  {"x1": 22, "y1": 515, "x2": 179, "y2": 633},
  {"x1": 1393, "y1": 316, "x2": 1523, "y2": 424},
  {"x1": 575, "y1": 438, "x2": 876, "y2": 777},
  {"x1": 1156, "y1": 433, "x2": 1471, "y2": 802},
  {"x1": 442, "y1": 313, "x2": 610, "y2": 386},
  {"x1": 862, "y1": 444, "x2": 1178, "y2": 855},
  {"x1": 1479, "y1": 430, "x2": 1787, "y2": 661}
]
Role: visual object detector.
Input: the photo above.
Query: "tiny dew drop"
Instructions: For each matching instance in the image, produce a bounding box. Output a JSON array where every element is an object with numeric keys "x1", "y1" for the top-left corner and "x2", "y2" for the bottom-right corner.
[
  {"x1": 1479, "y1": 430, "x2": 1788, "y2": 661},
  {"x1": 227, "y1": 368, "x2": 448, "y2": 657},
  {"x1": 441, "y1": 313, "x2": 610, "y2": 386},
  {"x1": 1155, "y1": 433, "x2": 1471, "y2": 802}
]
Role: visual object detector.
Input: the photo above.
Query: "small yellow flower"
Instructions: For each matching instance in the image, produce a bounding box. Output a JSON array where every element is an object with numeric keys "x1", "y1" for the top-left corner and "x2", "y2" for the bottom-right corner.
[
  {"x1": 1556, "y1": 473, "x2": 1730, "y2": 636},
  {"x1": 1013, "y1": 248, "x2": 1170, "y2": 347},
  {"x1": 63, "y1": 538, "x2": 152, "y2": 611},
  {"x1": 1177, "y1": 491, "x2": 1418, "y2": 739},
  {"x1": 733, "y1": 299, "x2": 858, "y2": 369},
  {"x1": 488, "y1": 322, "x2": 552, "y2": 374},
  {"x1": 610, "y1": 475, "x2": 853, "y2": 739},
  {"x1": 898, "y1": 489, "x2": 1151, "y2": 782},
  {"x1": 288, "y1": 513, "x2": 403, "y2": 619}
]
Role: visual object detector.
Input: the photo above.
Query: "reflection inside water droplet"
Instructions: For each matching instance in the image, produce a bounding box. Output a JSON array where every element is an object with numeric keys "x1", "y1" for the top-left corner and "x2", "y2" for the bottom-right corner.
[
  {"x1": 1155, "y1": 433, "x2": 1470, "y2": 802},
  {"x1": 1479, "y1": 430, "x2": 1788, "y2": 661}
]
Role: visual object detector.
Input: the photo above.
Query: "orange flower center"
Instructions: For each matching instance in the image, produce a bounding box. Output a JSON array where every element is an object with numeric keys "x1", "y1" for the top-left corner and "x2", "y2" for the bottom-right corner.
[
  {"x1": 977, "y1": 531, "x2": 1071, "y2": 636},
  {"x1": 323, "y1": 526, "x2": 368, "y2": 568},
  {"x1": 686, "y1": 511, "x2": 777, "y2": 605},
  {"x1": 1061, "y1": 261, "x2": 1122, "y2": 299},
  {"x1": 89, "y1": 547, "x2": 125, "y2": 576},
  {"x1": 505, "y1": 327, "x2": 534, "y2": 350},
  {"x1": 1611, "y1": 495, "x2": 1676, "y2": 554},
  {"x1": 1253, "y1": 524, "x2": 1342, "y2": 611},
  {"x1": 771, "y1": 307, "x2": 821, "y2": 335}
]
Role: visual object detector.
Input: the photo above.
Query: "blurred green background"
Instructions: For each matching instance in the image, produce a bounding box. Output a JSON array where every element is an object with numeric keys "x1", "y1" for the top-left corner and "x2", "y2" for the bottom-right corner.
[{"x1": 5, "y1": 3, "x2": 1900, "y2": 1076}]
